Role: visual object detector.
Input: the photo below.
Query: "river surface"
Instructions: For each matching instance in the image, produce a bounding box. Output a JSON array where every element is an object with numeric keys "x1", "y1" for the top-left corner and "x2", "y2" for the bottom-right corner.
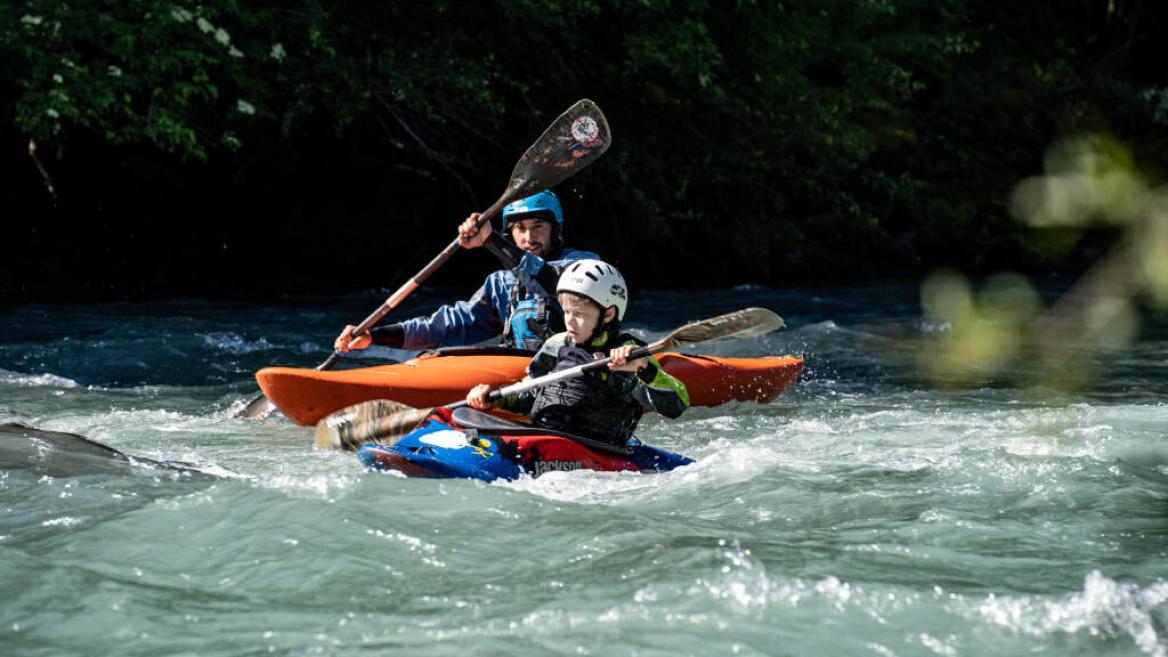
[{"x1": 2, "y1": 283, "x2": 1165, "y2": 657}]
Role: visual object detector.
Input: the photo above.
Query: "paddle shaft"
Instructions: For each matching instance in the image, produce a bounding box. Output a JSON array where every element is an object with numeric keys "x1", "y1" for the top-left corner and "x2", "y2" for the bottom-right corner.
[
  {"x1": 238, "y1": 198, "x2": 507, "y2": 417},
  {"x1": 328, "y1": 197, "x2": 512, "y2": 364},
  {"x1": 447, "y1": 345, "x2": 654, "y2": 410},
  {"x1": 237, "y1": 100, "x2": 610, "y2": 419}
]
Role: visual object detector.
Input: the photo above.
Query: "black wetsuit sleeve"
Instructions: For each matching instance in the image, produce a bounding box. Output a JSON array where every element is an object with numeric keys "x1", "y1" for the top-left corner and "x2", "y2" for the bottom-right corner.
[
  {"x1": 484, "y1": 233, "x2": 560, "y2": 293},
  {"x1": 484, "y1": 232, "x2": 523, "y2": 269},
  {"x1": 368, "y1": 324, "x2": 405, "y2": 348}
]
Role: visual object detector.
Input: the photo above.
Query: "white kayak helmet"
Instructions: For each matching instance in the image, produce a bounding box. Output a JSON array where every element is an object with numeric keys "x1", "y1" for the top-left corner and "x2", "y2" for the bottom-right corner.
[{"x1": 557, "y1": 259, "x2": 628, "y2": 321}]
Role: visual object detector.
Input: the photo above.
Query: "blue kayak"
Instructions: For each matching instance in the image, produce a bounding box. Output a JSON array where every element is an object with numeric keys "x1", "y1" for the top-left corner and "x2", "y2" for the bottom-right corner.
[{"x1": 357, "y1": 407, "x2": 693, "y2": 482}]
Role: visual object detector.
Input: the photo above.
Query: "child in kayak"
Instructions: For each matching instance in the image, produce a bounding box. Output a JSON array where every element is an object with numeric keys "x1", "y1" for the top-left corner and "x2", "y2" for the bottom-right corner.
[{"x1": 466, "y1": 259, "x2": 689, "y2": 446}]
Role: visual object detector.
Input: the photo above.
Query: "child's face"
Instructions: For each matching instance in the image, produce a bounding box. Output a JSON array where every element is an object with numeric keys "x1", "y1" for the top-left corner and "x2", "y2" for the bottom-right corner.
[{"x1": 559, "y1": 293, "x2": 602, "y2": 344}]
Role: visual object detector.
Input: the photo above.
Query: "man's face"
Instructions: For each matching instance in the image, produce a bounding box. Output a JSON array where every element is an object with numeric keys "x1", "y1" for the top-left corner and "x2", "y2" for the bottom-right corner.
[{"x1": 509, "y1": 216, "x2": 553, "y2": 258}]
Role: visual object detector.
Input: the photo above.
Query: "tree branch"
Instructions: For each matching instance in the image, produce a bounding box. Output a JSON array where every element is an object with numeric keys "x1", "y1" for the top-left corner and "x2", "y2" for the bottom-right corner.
[{"x1": 27, "y1": 139, "x2": 59, "y2": 205}]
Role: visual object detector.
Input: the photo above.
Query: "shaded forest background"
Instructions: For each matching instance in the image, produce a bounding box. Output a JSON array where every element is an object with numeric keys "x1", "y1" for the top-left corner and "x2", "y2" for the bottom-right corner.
[{"x1": 2, "y1": 1, "x2": 1166, "y2": 303}]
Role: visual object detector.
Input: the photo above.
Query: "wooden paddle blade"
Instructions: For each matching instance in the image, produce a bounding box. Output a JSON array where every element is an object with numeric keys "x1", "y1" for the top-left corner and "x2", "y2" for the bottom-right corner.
[
  {"x1": 235, "y1": 394, "x2": 275, "y2": 420},
  {"x1": 313, "y1": 399, "x2": 432, "y2": 451},
  {"x1": 505, "y1": 99, "x2": 611, "y2": 199},
  {"x1": 652, "y1": 308, "x2": 784, "y2": 351}
]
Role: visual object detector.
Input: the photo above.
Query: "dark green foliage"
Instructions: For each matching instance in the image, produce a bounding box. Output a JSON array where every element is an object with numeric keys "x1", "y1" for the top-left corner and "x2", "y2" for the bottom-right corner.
[
  {"x1": 2, "y1": 0, "x2": 1165, "y2": 300},
  {"x1": 1, "y1": 2, "x2": 361, "y2": 159}
]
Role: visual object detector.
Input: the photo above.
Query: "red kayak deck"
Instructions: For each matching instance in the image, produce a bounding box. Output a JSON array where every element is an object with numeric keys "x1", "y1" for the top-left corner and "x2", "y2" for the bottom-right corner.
[{"x1": 256, "y1": 352, "x2": 803, "y2": 426}]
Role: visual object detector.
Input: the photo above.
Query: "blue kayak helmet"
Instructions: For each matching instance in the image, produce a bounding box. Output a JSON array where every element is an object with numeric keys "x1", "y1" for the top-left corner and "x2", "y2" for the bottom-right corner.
[
  {"x1": 502, "y1": 191, "x2": 564, "y2": 251},
  {"x1": 502, "y1": 190, "x2": 564, "y2": 227}
]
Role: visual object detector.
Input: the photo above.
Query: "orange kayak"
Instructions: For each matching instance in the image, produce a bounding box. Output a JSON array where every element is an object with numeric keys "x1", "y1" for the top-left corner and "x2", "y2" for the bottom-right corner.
[{"x1": 256, "y1": 351, "x2": 804, "y2": 426}]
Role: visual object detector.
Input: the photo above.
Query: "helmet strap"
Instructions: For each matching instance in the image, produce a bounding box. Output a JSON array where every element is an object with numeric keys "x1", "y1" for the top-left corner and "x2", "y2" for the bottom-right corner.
[
  {"x1": 548, "y1": 223, "x2": 563, "y2": 259},
  {"x1": 587, "y1": 310, "x2": 619, "y2": 346}
]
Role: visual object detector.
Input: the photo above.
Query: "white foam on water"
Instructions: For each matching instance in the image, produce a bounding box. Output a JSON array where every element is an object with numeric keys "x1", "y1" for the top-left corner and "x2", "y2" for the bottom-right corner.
[
  {"x1": 694, "y1": 436, "x2": 806, "y2": 480},
  {"x1": 801, "y1": 319, "x2": 840, "y2": 333},
  {"x1": 490, "y1": 397, "x2": 1152, "y2": 523},
  {"x1": 972, "y1": 571, "x2": 1168, "y2": 657},
  {"x1": 663, "y1": 542, "x2": 930, "y2": 626},
  {"x1": 41, "y1": 516, "x2": 84, "y2": 528},
  {"x1": 41, "y1": 408, "x2": 206, "y2": 441},
  {"x1": 919, "y1": 318, "x2": 951, "y2": 333},
  {"x1": 664, "y1": 554, "x2": 1167, "y2": 656},
  {"x1": 497, "y1": 424, "x2": 820, "y2": 508},
  {"x1": 0, "y1": 369, "x2": 79, "y2": 389},
  {"x1": 366, "y1": 528, "x2": 446, "y2": 568},
  {"x1": 297, "y1": 341, "x2": 333, "y2": 355},
  {"x1": 500, "y1": 467, "x2": 677, "y2": 505},
  {"x1": 785, "y1": 418, "x2": 837, "y2": 434},
  {"x1": 0, "y1": 411, "x2": 32, "y2": 425},
  {"x1": 199, "y1": 332, "x2": 275, "y2": 355},
  {"x1": 216, "y1": 397, "x2": 253, "y2": 419},
  {"x1": 256, "y1": 470, "x2": 362, "y2": 499},
  {"x1": 687, "y1": 415, "x2": 744, "y2": 432}
]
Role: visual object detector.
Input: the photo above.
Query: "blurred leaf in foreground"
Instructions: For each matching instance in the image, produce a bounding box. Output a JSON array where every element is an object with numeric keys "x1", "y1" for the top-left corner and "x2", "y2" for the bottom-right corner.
[{"x1": 919, "y1": 134, "x2": 1167, "y2": 389}]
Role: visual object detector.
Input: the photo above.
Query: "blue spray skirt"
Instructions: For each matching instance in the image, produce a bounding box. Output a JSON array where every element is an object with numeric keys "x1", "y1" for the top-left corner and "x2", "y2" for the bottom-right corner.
[{"x1": 357, "y1": 407, "x2": 693, "y2": 482}]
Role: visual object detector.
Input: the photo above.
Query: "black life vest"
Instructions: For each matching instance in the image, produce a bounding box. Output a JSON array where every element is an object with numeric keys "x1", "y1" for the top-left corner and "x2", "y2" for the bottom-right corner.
[{"x1": 529, "y1": 333, "x2": 645, "y2": 445}]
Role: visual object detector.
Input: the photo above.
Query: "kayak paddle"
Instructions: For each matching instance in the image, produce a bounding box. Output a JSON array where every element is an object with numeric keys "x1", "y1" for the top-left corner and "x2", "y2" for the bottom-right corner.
[
  {"x1": 314, "y1": 307, "x2": 784, "y2": 450},
  {"x1": 236, "y1": 99, "x2": 612, "y2": 420}
]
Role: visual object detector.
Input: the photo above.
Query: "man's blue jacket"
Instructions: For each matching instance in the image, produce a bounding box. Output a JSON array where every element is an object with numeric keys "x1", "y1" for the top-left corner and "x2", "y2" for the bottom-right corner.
[{"x1": 397, "y1": 247, "x2": 599, "y2": 350}]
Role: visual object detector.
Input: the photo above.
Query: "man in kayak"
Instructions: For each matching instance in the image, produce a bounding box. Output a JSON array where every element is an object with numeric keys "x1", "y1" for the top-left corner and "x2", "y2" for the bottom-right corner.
[
  {"x1": 465, "y1": 260, "x2": 689, "y2": 446},
  {"x1": 334, "y1": 190, "x2": 599, "y2": 352}
]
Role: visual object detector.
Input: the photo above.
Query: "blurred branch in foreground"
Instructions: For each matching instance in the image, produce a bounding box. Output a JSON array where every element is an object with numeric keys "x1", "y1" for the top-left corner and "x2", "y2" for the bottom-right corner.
[{"x1": 919, "y1": 134, "x2": 1167, "y2": 389}]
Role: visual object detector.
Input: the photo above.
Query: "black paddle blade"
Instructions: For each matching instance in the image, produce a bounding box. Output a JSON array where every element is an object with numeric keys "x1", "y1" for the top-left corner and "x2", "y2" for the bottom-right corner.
[
  {"x1": 505, "y1": 99, "x2": 611, "y2": 199},
  {"x1": 314, "y1": 399, "x2": 432, "y2": 451},
  {"x1": 653, "y1": 308, "x2": 784, "y2": 351}
]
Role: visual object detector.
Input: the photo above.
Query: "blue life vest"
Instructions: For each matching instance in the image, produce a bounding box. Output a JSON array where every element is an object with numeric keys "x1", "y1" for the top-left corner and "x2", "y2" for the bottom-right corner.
[{"x1": 504, "y1": 296, "x2": 554, "y2": 351}]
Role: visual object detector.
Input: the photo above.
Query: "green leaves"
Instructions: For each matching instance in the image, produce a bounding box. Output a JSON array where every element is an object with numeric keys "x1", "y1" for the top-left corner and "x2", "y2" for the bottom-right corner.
[
  {"x1": 1, "y1": 1, "x2": 362, "y2": 161},
  {"x1": 2, "y1": 0, "x2": 1162, "y2": 290}
]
